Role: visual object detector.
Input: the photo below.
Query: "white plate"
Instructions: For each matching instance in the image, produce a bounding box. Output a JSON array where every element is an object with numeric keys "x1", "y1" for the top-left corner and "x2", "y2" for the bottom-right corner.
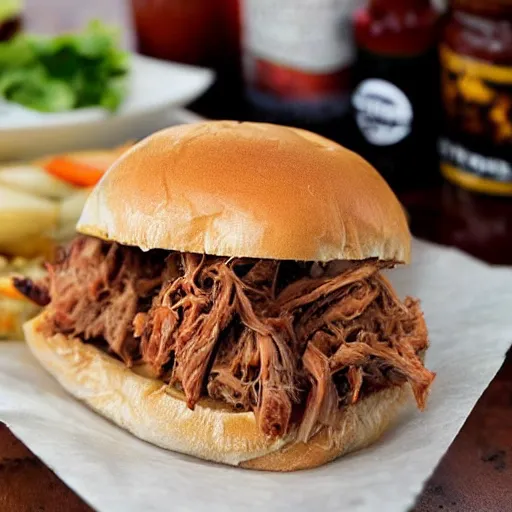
[{"x1": 0, "y1": 54, "x2": 214, "y2": 161}]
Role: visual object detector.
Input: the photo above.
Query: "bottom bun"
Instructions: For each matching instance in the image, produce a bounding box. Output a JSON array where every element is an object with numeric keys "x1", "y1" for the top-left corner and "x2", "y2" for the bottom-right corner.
[{"x1": 24, "y1": 312, "x2": 411, "y2": 471}]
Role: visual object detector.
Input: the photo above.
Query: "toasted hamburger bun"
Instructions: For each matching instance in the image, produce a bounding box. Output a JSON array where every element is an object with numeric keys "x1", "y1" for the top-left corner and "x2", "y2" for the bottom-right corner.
[
  {"x1": 77, "y1": 121, "x2": 410, "y2": 263},
  {"x1": 24, "y1": 312, "x2": 410, "y2": 471},
  {"x1": 26, "y1": 121, "x2": 416, "y2": 470}
]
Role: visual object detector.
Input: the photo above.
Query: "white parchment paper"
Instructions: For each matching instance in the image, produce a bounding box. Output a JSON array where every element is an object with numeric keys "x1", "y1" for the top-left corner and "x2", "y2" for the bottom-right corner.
[{"x1": 1, "y1": 239, "x2": 511, "y2": 512}]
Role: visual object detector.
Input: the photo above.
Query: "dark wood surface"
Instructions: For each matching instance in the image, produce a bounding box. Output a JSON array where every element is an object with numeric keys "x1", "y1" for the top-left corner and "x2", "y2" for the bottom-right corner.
[
  {"x1": 401, "y1": 185, "x2": 512, "y2": 511},
  {"x1": 1, "y1": 3, "x2": 511, "y2": 511}
]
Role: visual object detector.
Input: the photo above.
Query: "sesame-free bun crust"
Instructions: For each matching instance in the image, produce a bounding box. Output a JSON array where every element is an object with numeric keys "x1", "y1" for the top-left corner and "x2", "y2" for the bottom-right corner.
[
  {"x1": 77, "y1": 122, "x2": 410, "y2": 263},
  {"x1": 24, "y1": 312, "x2": 410, "y2": 471}
]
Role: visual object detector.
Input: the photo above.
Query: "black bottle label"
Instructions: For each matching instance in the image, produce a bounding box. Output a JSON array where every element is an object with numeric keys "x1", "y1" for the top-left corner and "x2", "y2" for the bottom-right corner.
[{"x1": 349, "y1": 48, "x2": 440, "y2": 188}]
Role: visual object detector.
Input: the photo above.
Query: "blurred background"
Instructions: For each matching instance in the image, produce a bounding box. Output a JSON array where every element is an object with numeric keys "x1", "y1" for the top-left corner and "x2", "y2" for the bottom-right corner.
[{"x1": 0, "y1": 0, "x2": 511, "y2": 268}]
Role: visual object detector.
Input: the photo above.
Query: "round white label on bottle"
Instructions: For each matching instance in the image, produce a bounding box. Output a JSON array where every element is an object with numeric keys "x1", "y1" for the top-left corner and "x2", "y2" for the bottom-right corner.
[{"x1": 352, "y1": 79, "x2": 413, "y2": 146}]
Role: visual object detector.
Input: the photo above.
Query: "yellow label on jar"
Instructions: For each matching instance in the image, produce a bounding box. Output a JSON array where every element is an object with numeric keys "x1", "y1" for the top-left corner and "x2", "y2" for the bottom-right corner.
[
  {"x1": 440, "y1": 45, "x2": 512, "y2": 85},
  {"x1": 439, "y1": 45, "x2": 512, "y2": 194}
]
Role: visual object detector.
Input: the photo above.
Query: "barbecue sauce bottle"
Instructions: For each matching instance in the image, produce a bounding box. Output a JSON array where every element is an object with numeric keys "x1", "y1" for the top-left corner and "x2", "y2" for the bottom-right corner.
[
  {"x1": 439, "y1": 0, "x2": 512, "y2": 195},
  {"x1": 349, "y1": 0, "x2": 441, "y2": 190}
]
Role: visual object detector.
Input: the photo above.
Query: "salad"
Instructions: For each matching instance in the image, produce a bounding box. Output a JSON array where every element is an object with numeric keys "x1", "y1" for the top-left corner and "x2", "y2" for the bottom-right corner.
[{"x1": 0, "y1": 21, "x2": 130, "y2": 113}]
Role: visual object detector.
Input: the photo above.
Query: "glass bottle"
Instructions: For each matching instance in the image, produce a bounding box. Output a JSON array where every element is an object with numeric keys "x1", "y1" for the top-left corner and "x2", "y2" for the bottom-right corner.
[
  {"x1": 350, "y1": 0, "x2": 441, "y2": 190},
  {"x1": 240, "y1": 0, "x2": 364, "y2": 138},
  {"x1": 439, "y1": 0, "x2": 512, "y2": 195}
]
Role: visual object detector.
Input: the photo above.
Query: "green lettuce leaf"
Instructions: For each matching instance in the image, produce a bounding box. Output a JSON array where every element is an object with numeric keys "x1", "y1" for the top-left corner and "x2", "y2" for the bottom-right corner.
[{"x1": 0, "y1": 20, "x2": 130, "y2": 113}]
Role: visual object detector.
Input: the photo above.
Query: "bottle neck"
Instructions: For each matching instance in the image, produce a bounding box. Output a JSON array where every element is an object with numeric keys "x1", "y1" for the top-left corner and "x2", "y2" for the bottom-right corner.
[{"x1": 355, "y1": 0, "x2": 439, "y2": 55}]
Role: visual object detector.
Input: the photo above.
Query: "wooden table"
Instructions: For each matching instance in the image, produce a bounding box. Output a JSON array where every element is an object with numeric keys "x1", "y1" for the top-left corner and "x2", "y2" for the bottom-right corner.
[{"x1": 2, "y1": 3, "x2": 512, "y2": 511}]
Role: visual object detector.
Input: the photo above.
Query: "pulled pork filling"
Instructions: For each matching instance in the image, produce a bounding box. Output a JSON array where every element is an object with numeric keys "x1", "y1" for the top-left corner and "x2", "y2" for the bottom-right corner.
[{"x1": 22, "y1": 236, "x2": 435, "y2": 441}]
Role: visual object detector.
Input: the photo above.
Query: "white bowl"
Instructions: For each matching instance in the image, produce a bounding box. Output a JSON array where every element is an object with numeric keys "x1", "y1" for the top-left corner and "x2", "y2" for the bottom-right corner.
[{"x1": 0, "y1": 54, "x2": 214, "y2": 161}]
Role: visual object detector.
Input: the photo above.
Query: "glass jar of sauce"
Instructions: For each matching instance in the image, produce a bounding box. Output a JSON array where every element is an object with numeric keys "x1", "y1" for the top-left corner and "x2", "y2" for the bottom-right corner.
[
  {"x1": 439, "y1": 0, "x2": 512, "y2": 195},
  {"x1": 0, "y1": 0, "x2": 22, "y2": 41}
]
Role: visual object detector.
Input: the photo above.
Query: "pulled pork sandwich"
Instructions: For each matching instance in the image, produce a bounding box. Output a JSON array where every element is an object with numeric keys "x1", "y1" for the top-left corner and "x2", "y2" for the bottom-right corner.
[{"x1": 18, "y1": 121, "x2": 435, "y2": 471}]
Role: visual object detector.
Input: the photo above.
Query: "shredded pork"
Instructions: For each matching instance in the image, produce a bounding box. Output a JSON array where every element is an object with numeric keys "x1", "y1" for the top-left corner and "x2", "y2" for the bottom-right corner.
[{"x1": 19, "y1": 236, "x2": 435, "y2": 440}]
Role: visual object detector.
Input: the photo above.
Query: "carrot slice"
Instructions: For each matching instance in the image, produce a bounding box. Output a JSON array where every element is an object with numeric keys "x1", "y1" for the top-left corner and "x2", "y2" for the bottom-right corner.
[
  {"x1": 41, "y1": 144, "x2": 133, "y2": 187},
  {"x1": 0, "y1": 277, "x2": 26, "y2": 301},
  {"x1": 43, "y1": 157, "x2": 105, "y2": 187},
  {"x1": 40, "y1": 143, "x2": 133, "y2": 187}
]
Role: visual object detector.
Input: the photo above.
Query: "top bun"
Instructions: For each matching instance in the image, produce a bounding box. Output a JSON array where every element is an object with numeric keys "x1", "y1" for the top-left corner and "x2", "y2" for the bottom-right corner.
[{"x1": 77, "y1": 121, "x2": 410, "y2": 263}]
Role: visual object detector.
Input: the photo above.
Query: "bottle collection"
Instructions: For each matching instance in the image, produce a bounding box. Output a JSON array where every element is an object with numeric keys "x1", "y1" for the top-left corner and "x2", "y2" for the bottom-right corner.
[
  {"x1": 124, "y1": 0, "x2": 512, "y2": 195},
  {"x1": 238, "y1": 0, "x2": 512, "y2": 195}
]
